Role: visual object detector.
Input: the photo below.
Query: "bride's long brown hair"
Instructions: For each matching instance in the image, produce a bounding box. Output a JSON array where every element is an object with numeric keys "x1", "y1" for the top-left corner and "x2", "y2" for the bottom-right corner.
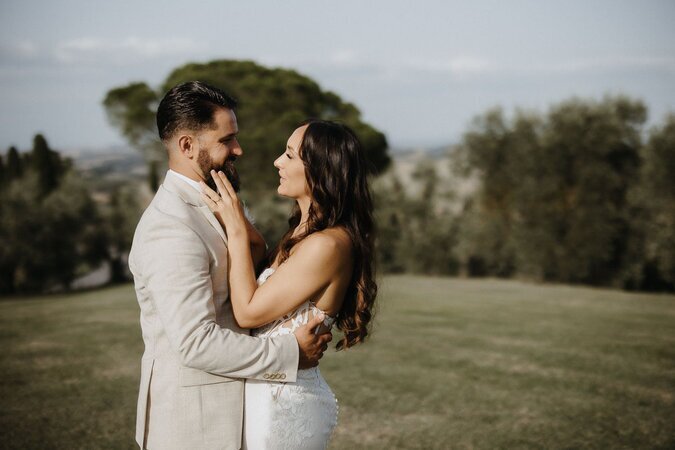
[{"x1": 270, "y1": 119, "x2": 377, "y2": 350}]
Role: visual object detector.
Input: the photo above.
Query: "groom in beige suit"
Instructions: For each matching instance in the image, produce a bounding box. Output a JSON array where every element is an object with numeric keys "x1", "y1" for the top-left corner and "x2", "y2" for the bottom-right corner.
[{"x1": 129, "y1": 81, "x2": 331, "y2": 450}]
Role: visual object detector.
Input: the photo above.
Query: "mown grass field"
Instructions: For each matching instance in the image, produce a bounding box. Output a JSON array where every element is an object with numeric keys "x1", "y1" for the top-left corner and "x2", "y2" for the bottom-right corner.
[{"x1": 1, "y1": 275, "x2": 674, "y2": 449}]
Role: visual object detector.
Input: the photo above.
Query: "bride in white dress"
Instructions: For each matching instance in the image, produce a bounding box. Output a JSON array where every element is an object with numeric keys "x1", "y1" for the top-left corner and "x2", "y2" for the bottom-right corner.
[{"x1": 201, "y1": 119, "x2": 378, "y2": 449}]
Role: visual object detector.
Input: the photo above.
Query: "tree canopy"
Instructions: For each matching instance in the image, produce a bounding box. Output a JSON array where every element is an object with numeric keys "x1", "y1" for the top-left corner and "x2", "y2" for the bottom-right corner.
[
  {"x1": 103, "y1": 60, "x2": 390, "y2": 192},
  {"x1": 441, "y1": 94, "x2": 675, "y2": 291},
  {"x1": 0, "y1": 136, "x2": 107, "y2": 293}
]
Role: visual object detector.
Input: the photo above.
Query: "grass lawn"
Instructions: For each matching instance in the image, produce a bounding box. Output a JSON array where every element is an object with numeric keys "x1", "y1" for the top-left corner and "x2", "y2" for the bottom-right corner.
[{"x1": 1, "y1": 275, "x2": 674, "y2": 449}]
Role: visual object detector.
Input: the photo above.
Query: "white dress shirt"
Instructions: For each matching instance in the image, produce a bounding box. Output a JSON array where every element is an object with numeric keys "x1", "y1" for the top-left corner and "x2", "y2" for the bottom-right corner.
[
  {"x1": 168, "y1": 169, "x2": 202, "y2": 193},
  {"x1": 167, "y1": 169, "x2": 255, "y2": 224}
]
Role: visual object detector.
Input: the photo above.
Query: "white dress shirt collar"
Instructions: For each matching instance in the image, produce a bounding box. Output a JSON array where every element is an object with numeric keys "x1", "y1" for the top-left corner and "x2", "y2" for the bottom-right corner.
[
  {"x1": 167, "y1": 169, "x2": 257, "y2": 225},
  {"x1": 168, "y1": 169, "x2": 202, "y2": 193}
]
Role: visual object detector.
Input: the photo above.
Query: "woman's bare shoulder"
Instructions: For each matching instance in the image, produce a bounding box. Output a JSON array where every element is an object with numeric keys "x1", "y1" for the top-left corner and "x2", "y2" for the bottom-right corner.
[{"x1": 293, "y1": 227, "x2": 353, "y2": 265}]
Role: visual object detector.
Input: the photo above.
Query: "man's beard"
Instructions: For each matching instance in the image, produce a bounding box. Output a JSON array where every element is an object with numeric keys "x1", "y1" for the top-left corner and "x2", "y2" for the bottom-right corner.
[{"x1": 198, "y1": 148, "x2": 240, "y2": 193}]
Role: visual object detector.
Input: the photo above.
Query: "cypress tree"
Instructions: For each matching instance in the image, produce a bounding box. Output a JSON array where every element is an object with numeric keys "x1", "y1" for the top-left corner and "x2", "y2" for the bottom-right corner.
[
  {"x1": 32, "y1": 134, "x2": 61, "y2": 195},
  {"x1": 6, "y1": 146, "x2": 22, "y2": 182},
  {"x1": 0, "y1": 153, "x2": 5, "y2": 188},
  {"x1": 149, "y1": 160, "x2": 159, "y2": 192}
]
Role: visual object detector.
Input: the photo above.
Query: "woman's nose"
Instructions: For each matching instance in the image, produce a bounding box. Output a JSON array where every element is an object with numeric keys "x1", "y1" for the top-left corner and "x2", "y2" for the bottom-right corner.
[{"x1": 274, "y1": 156, "x2": 282, "y2": 169}]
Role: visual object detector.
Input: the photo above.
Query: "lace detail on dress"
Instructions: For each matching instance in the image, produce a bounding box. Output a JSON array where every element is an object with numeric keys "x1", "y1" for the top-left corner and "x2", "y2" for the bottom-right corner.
[
  {"x1": 243, "y1": 267, "x2": 338, "y2": 449},
  {"x1": 254, "y1": 267, "x2": 336, "y2": 338},
  {"x1": 262, "y1": 368, "x2": 337, "y2": 449}
]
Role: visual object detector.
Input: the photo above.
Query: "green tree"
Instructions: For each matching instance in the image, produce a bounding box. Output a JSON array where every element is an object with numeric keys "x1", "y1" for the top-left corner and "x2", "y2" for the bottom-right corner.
[
  {"x1": 373, "y1": 173, "x2": 411, "y2": 273},
  {"x1": 103, "y1": 60, "x2": 390, "y2": 195},
  {"x1": 103, "y1": 82, "x2": 163, "y2": 191},
  {"x1": 642, "y1": 114, "x2": 675, "y2": 288},
  {"x1": 623, "y1": 114, "x2": 675, "y2": 290},
  {"x1": 373, "y1": 158, "x2": 459, "y2": 275},
  {"x1": 6, "y1": 146, "x2": 22, "y2": 181},
  {"x1": 31, "y1": 134, "x2": 65, "y2": 196},
  {"x1": 454, "y1": 96, "x2": 647, "y2": 285},
  {"x1": 104, "y1": 186, "x2": 143, "y2": 283},
  {"x1": 452, "y1": 108, "x2": 521, "y2": 277},
  {"x1": 0, "y1": 153, "x2": 107, "y2": 294},
  {"x1": 405, "y1": 158, "x2": 459, "y2": 274},
  {"x1": 522, "y1": 97, "x2": 644, "y2": 284},
  {"x1": 0, "y1": 153, "x2": 5, "y2": 189},
  {"x1": 148, "y1": 161, "x2": 160, "y2": 192}
]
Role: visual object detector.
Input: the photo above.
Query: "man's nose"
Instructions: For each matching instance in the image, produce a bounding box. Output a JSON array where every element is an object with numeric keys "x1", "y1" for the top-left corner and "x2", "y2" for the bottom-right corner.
[{"x1": 233, "y1": 144, "x2": 243, "y2": 157}]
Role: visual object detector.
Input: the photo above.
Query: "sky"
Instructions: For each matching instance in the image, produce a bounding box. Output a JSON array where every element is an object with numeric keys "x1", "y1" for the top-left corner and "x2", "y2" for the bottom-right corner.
[{"x1": 1, "y1": 0, "x2": 674, "y2": 152}]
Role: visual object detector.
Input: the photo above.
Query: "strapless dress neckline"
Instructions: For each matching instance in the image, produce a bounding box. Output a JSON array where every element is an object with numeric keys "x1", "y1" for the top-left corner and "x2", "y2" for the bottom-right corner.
[{"x1": 257, "y1": 267, "x2": 337, "y2": 323}]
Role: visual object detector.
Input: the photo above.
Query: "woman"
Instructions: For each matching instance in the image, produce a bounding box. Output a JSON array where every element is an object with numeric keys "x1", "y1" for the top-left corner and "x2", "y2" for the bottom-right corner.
[{"x1": 200, "y1": 119, "x2": 377, "y2": 449}]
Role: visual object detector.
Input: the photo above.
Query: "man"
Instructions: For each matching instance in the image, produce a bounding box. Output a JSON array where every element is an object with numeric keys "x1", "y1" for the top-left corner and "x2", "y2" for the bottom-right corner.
[{"x1": 128, "y1": 81, "x2": 331, "y2": 450}]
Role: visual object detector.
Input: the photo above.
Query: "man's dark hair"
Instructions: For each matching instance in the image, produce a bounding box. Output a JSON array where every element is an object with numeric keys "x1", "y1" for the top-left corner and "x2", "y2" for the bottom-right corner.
[{"x1": 156, "y1": 81, "x2": 237, "y2": 141}]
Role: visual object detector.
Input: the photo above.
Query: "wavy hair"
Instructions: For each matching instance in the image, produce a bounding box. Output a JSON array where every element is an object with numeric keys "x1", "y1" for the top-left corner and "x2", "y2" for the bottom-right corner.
[{"x1": 271, "y1": 119, "x2": 377, "y2": 350}]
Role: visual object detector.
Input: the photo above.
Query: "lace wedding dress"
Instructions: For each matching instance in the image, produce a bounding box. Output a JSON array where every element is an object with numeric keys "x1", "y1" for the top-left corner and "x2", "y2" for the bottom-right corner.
[{"x1": 243, "y1": 267, "x2": 339, "y2": 450}]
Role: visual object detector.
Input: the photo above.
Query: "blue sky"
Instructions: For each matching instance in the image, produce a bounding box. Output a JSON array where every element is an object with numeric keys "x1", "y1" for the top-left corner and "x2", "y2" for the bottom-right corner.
[{"x1": 1, "y1": 0, "x2": 674, "y2": 151}]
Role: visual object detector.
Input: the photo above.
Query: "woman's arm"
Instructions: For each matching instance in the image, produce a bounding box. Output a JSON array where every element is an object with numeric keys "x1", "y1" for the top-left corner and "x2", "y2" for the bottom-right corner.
[
  {"x1": 230, "y1": 234, "x2": 344, "y2": 327},
  {"x1": 244, "y1": 216, "x2": 267, "y2": 269},
  {"x1": 201, "y1": 171, "x2": 347, "y2": 328}
]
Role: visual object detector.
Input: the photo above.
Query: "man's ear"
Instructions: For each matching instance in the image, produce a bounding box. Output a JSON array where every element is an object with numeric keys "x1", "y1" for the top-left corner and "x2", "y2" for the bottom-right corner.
[{"x1": 177, "y1": 134, "x2": 195, "y2": 158}]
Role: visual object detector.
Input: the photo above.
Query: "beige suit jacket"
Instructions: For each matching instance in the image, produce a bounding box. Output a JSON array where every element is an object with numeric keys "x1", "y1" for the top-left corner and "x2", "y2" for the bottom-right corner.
[{"x1": 128, "y1": 171, "x2": 298, "y2": 450}]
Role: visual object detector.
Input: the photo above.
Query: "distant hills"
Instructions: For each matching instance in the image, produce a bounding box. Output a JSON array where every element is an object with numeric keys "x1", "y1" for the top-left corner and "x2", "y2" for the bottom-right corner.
[
  {"x1": 389, "y1": 144, "x2": 454, "y2": 158},
  {"x1": 70, "y1": 145, "x2": 146, "y2": 178},
  {"x1": 60, "y1": 143, "x2": 454, "y2": 180},
  {"x1": 12, "y1": 143, "x2": 457, "y2": 198}
]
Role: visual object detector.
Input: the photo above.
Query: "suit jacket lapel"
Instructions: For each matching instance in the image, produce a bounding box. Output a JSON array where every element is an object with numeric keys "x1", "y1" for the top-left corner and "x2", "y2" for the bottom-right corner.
[
  {"x1": 162, "y1": 171, "x2": 228, "y2": 244},
  {"x1": 197, "y1": 205, "x2": 228, "y2": 244}
]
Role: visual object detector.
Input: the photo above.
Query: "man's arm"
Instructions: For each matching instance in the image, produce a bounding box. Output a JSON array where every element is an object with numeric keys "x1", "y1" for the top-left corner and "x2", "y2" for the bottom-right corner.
[{"x1": 137, "y1": 218, "x2": 301, "y2": 381}]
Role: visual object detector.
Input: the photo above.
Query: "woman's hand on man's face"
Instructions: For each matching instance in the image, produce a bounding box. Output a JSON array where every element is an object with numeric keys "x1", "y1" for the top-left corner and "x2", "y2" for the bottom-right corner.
[{"x1": 200, "y1": 170, "x2": 248, "y2": 239}]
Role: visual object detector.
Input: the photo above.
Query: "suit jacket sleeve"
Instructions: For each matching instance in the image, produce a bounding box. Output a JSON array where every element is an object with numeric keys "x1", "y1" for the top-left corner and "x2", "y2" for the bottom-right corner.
[{"x1": 133, "y1": 216, "x2": 299, "y2": 382}]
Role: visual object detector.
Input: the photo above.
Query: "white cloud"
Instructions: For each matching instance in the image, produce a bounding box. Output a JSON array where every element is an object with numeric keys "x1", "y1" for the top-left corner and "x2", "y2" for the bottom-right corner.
[
  {"x1": 403, "y1": 55, "x2": 675, "y2": 77},
  {"x1": 540, "y1": 56, "x2": 675, "y2": 73},
  {"x1": 14, "y1": 40, "x2": 39, "y2": 58},
  {"x1": 0, "y1": 40, "x2": 40, "y2": 62},
  {"x1": 327, "y1": 49, "x2": 359, "y2": 67},
  {"x1": 409, "y1": 56, "x2": 494, "y2": 77},
  {"x1": 53, "y1": 36, "x2": 207, "y2": 65},
  {"x1": 261, "y1": 51, "x2": 494, "y2": 78}
]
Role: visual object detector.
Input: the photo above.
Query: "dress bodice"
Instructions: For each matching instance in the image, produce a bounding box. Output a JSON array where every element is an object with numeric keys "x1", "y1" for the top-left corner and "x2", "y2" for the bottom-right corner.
[
  {"x1": 252, "y1": 267, "x2": 336, "y2": 338},
  {"x1": 243, "y1": 267, "x2": 339, "y2": 450}
]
